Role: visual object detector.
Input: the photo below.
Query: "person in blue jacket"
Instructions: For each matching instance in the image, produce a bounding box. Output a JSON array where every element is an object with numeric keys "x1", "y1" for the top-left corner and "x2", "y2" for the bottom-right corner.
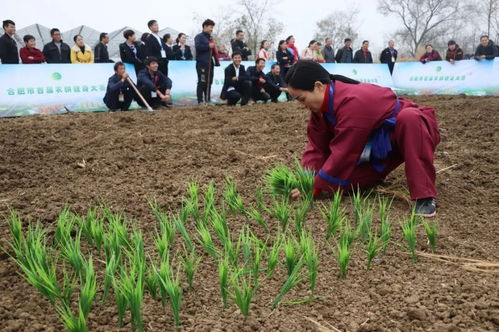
[
  {"x1": 103, "y1": 62, "x2": 135, "y2": 111},
  {"x1": 264, "y1": 64, "x2": 290, "y2": 102},
  {"x1": 137, "y1": 57, "x2": 172, "y2": 109},
  {"x1": 194, "y1": 19, "x2": 220, "y2": 104}
]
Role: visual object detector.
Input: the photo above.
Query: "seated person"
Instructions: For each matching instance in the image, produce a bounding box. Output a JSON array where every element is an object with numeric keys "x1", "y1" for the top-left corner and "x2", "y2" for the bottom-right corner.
[
  {"x1": 247, "y1": 58, "x2": 270, "y2": 102},
  {"x1": 220, "y1": 52, "x2": 251, "y2": 106},
  {"x1": 137, "y1": 57, "x2": 172, "y2": 109},
  {"x1": 103, "y1": 62, "x2": 135, "y2": 111},
  {"x1": 264, "y1": 64, "x2": 290, "y2": 103}
]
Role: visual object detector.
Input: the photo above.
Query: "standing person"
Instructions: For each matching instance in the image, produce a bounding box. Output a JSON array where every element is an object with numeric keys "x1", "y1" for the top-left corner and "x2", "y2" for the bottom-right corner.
[
  {"x1": 194, "y1": 19, "x2": 220, "y2": 105},
  {"x1": 301, "y1": 40, "x2": 318, "y2": 61},
  {"x1": 20, "y1": 35, "x2": 45, "y2": 64},
  {"x1": 119, "y1": 29, "x2": 146, "y2": 74},
  {"x1": 144, "y1": 20, "x2": 169, "y2": 76},
  {"x1": 220, "y1": 52, "x2": 251, "y2": 106},
  {"x1": 43, "y1": 28, "x2": 71, "y2": 63},
  {"x1": 0, "y1": 19, "x2": 19, "y2": 64},
  {"x1": 137, "y1": 57, "x2": 172, "y2": 109},
  {"x1": 70, "y1": 35, "x2": 94, "y2": 64},
  {"x1": 103, "y1": 62, "x2": 135, "y2": 111},
  {"x1": 276, "y1": 40, "x2": 294, "y2": 78},
  {"x1": 264, "y1": 64, "x2": 289, "y2": 103},
  {"x1": 315, "y1": 42, "x2": 325, "y2": 63},
  {"x1": 258, "y1": 40, "x2": 270, "y2": 61},
  {"x1": 286, "y1": 35, "x2": 299, "y2": 63},
  {"x1": 322, "y1": 38, "x2": 335, "y2": 63},
  {"x1": 173, "y1": 33, "x2": 193, "y2": 60},
  {"x1": 94, "y1": 32, "x2": 113, "y2": 63},
  {"x1": 420, "y1": 44, "x2": 442, "y2": 63},
  {"x1": 217, "y1": 45, "x2": 231, "y2": 61},
  {"x1": 474, "y1": 35, "x2": 498, "y2": 60},
  {"x1": 380, "y1": 40, "x2": 398, "y2": 74},
  {"x1": 285, "y1": 61, "x2": 440, "y2": 217},
  {"x1": 247, "y1": 58, "x2": 270, "y2": 103},
  {"x1": 163, "y1": 33, "x2": 175, "y2": 60},
  {"x1": 231, "y1": 30, "x2": 252, "y2": 61},
  {"x1": 353, "y1": 40, "x2": 373, "y2": 63},
  {"x1": 335, "y1": 38, "x2": 353, "y2": 63},
  {"x1": 445, "y1": 40, "x2": 464, "y2": 63}
]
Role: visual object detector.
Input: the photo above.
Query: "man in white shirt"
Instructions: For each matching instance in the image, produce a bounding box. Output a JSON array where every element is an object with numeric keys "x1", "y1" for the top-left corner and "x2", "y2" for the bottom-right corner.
[
  {"x1": 220, "y1": 52, "x2": 251, "y2": 105},
  {"x1": 144, "y1": 19, "x2": 169, "y2": 76}
]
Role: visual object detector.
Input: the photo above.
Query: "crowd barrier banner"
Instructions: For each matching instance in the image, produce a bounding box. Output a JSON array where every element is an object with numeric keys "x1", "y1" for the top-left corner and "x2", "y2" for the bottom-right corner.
[
  {"x1": 0, "y1": 63, "x2": 138, "y2": 117},
  {"x1": 392, "y1": 58, "x2": 499, "y2": 96},
  {"x1": 1, "y1": 59, "x2": 497, "y2": 117}
]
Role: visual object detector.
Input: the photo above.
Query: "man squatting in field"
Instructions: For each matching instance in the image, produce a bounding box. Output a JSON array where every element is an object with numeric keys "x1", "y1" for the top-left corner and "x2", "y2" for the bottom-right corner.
[{"x1": 287, "y1": 61, "x2": 440, "y2": 217}]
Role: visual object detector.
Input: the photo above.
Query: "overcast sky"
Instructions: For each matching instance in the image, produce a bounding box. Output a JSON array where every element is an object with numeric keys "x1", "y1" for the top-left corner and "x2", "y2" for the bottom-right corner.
[{"x1": 4, "y1": 0, "x2": 399, "y2": 53}]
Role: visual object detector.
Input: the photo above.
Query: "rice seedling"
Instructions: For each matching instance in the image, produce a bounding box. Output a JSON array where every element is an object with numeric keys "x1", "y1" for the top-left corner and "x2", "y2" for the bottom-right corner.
[
  {"x1": 129, "y1": 229, "x2": 146, "y2": 276},
  {"x1": 293, "y1": 199, "x2": 311, "y2": 235},
  {"x1": 401, "y1": 213, "x2": 418, "y2": 263},
  {"x1": 300, "y1": 232, "x2": 319, "y2": 293},
  {"x1": 223, "y1": 177, "x2": 246, "y2": 215},
  {"x1": 336, "y1": 239, "x2": 351, "y2": 279},
  {"x1": 119, "y1": 264, "x2": 145, "y2": 332},
  {"x1": 79, "y1": 258, "x2": 97, "y2": 319},
  {"x1": 187, "y1": 181, "x2": 201, "y2": 224},
  {"x1": 210, "y1": 208, "x2": 230, "y2": 243},
  {"x1": 238, "y1": 226, "x2": 253, "y2": 264},
  {"x1": 355, "y1": 204, "x2": 374, "y2": 243},
  {"x1": 293, "y1": 161, "x2": 314, "y2": 202},
  {"x1": 284, "y1": 234, "x2": 300, "y2": 276},
  {"x1": 266, "y1": 232, "x2": 283, "y2": 278},
  {"x1": 246, "y1": 207, "x2": 269, "y2": 233},
  {"x1": 60, "y1": 231, "x2": 85, "y2": 281},
  {"x1": 255, "y1": 187, "x2": 269, "y2": 213},
  {"x1": 150, "y1": 200, "x2": 176, "y2": 245},
  {"x1": 251, "y1": 237, "x2": 266, "y2": 280},
  {"x1": 144, "y1": 264, "x2": 159, "y2": 300},
  {"x1": 101, "y1": 253, "x2": 118, "y2": 304},
  {"x1": 76, "y1": 208, "x2": 104, "y2": 254},
  {"x1": 379, "y1": 196, "x2": 392, "y2": 252},
  {"x1": 339, "y1": 220, "x2": 355, "y2": 248},
  {"x1": 113, "y1": 277, "x2": 128, "y2": 328},
  {"x1": 203, "y1": 181, "x2": 216, "y2": 222},
  {"x1": 321, "y1": 190, "x2": 345, "y2": 240},
  {"x1": 154, "y1": 259, "x2": 183, "y2": 328},
  {"x1": 271, "y1": 256, "x2": 305, "y2": 309},
  {"x1": 195, "y1": 222, "x2": 219, "y2": 259},
  {"x1": 352, "y1": 188, "x2": 363, "y2": 224},
  {"x1": 103, "y1": 208, "x2": 130, "y2": 251},
  {"x1": 173, "y1": 214, "x2": 195, "y2": 252},
  {"x1": 56, "y1": 304, "x2": 87, "y2": 332},
  {"x1": 7, "y1": 209, "x2": 25, "y2": 260},
  {"x1": 218, "y1": 256, "x2": 230, "y2": 308},
  {"x1": 365, "y1": 231, "x2": 381, "y2": 270},
  {"x1": 229, "y1": 268, "x2": 259, "y2": 317},
  {"x1": 266, "y1": 164, "x2": 298, "y2": 198},
  {"x1": 271, "y1": 197, "x2": 291, "y2": 229},
  {"x1": 224, "y1": 234, "x2": 241, "y2": 267},
  {"x1": 422, "y1": 220, "x2": 438, "y2": 253},
  {"x1": 179, "y1": 248, "x2": 202, "y2": 290}
]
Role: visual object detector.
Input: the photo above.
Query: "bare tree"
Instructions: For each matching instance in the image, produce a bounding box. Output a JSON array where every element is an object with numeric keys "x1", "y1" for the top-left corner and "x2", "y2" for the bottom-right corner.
[
  {"x1": 314, "y1": 8, "x2": 360, "y2": 50},
  {"x1": 483, "y1": 0, "x2": 499, "y2": 36},
  {"x1": 378, "y1": 0, "x2": 461, "y2": 57}
]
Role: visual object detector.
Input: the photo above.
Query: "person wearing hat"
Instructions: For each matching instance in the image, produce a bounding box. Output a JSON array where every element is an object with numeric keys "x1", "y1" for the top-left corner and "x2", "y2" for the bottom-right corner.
[{"x1": 286, "y1": 61, "x2": 440, "y2": 217}]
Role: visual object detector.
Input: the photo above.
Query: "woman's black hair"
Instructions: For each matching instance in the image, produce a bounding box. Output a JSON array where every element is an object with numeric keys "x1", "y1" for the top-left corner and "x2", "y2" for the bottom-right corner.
[
  {"x1": 260, "y1": 40, "x2": 267, "y2": 49},
  {"x1": 308, "y1": 40, "x2": 317, "y2": 47},
  {"x1": 73, "y1": 34, "x2": 83, "y2": 43},
  {"x1": 278, "y1": 40, "x2": 286, "y2": 48},
  {"x1": 285, "y1": 61, "x2": 359, "y2": 91},
  {"x1": 176, "y1": 33, "x2": 186, "y2": 44}
]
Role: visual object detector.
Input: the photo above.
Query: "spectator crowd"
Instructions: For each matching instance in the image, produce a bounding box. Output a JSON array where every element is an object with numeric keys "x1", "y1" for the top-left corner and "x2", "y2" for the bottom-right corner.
[{"x1": 1, "y1": 18, "x2": 498, "y2": 111}]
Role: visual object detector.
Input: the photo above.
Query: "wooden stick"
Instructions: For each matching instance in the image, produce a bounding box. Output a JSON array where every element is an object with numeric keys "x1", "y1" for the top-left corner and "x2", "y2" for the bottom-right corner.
[
  {"x1": 126, "y1": 77, "x2": 154, "y2": 112},
  {"x1": 436, "y1": 164, "x2": 459, "y2": 174},
  {"x1": 206, "y1": 47, "x2": 213, "y2": 104}
]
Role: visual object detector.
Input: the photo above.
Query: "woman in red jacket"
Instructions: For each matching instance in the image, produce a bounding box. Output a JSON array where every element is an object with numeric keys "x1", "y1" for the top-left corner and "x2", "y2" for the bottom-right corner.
[
  {"x1": 420, "y1": 44, "x2": 442, "y2": 64},
  {"x1": 286, "y1": 61, "x2": 440, "y2": 217},
  {"x1": 20, "y1": 35, "x2": 46, "y2": 64}
]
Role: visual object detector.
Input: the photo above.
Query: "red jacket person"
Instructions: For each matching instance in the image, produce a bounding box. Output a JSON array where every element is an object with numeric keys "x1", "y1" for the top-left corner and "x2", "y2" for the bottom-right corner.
[{"x1": 285, "y1": 61, "x2": 440, "y2": 217}]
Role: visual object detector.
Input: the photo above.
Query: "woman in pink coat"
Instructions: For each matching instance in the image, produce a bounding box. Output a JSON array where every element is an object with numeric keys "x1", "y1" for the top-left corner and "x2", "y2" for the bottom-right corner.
[{"x1": 286, "y1": 61, "x2": 440, "y2": 217}]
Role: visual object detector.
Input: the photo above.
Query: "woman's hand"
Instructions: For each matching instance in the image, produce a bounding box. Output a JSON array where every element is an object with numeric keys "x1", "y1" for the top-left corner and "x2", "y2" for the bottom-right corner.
[{"x1": 290, "y1": 188, "x2": 301, "y2": 200}]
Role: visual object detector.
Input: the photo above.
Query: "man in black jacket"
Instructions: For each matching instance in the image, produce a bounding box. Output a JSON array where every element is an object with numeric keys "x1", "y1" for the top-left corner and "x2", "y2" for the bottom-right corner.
[
  {"x1": 230, "y1": 30, "x2": 252, "y2": 61},
  {"x1": 94, "y1": 32, "x2": 114, "y2": 63},
  {"x1": 353, "y1": 40, "x2": 373, "y2": 63},
  {"x1": 42, "y1": 28, "x2": 71, "y2": 63},
  {"x1": 0, "y1": 20, "x2": 19, "y2": 64},
  {"x1": 335, "y1": 38, "x2": 353, "y2": 63},
  {"x1": 264, "y1": 64, "x2": 289, "y2": 103},
  {"x1": 119, "y1": 29, "x2": 145, "y2": 74},
  {"x1": 103, "y1": 62, "x2": 135, "y2": 111},
  {"x1": 194, "y1": 19, "x2": 220, "y2": 104},
  {"x1": 247, "y1": 58, "x2": 270, "y2": 102},
  {"x1": 379, "y1": 40, "x2": 398, "y2": 74},
  {"x1": 144, "y1": 20, "x2": 169, "y2": 76},
  {"x1": 137, "y1": 57, "x2": 173, "y2": 109},
  {"x1": 475, "y1": 35, "x2": 499, "y2": 60},
  {"x1": 220, "y1": 52, "x2": 250, "y2": 106}
]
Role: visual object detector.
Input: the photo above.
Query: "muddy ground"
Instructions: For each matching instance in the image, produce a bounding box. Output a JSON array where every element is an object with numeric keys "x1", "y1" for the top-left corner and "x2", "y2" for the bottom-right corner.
[{"x1": 0, "y1": 96, "x2": 498, "y2": 331}]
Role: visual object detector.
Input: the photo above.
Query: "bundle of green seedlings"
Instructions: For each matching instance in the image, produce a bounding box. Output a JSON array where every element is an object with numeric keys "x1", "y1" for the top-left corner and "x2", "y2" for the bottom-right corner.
[
  {"x1": 7, "y1": 210, "x2": 98, "y2": 332},
  {"x1": 266, "y1": 161, "x2": 314, "y2": 201},
  {"x1": 400, "y1": 210, "x2": 419, "y2": 263},
  {"x1": 320, "y1": 190, "x2": 346, "y2": 241}
]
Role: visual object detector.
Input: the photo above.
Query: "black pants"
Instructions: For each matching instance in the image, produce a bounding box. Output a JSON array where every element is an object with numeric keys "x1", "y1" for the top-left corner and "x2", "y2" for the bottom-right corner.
[
  {"x1": 265, "y1": 86, "x2": 282, "y2": 103},
  {"x1": 252, "y1": 88, "x2": 270, "y2": 102},
  {"x1": 225, "y1": 82, "x2": 251, "y2": 105},
  {"x1": 103, "y1": 91, "x2": 134, "y2": 111},
  {"x1": 196, "y1": 63, "x2": 214, "y2": 103},
  {"x1": 137, "y1": 86, "x2": 166, "y2": 109}
]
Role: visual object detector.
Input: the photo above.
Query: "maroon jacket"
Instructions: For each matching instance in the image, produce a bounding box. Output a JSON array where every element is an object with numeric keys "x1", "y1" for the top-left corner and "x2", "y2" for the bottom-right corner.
[
  {"x1": 420, "y1": 50, "x2": 442, "y2": 63},
  {"x1": 20, "y1": 47, "x2": 46, "y2": 64},
  {"x1": 445, "y1": 46, "x2": 464, "y2": 61}
]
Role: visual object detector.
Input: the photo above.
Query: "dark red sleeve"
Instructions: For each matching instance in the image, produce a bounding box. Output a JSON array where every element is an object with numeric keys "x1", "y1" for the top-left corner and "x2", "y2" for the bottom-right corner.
[
  {"x1": 32, "y1": 49, "x2": 46, "y2": 62},
  {"x1": 20, "y1": 48, "x2": 31, "y2": 64},
  {"x1": 302, "y1": 112, "x2": 332, "y2": 172}
]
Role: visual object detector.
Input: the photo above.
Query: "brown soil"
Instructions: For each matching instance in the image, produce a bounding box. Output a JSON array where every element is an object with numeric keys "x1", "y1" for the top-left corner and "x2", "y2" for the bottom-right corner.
[{"x1": 0, "y1": 96, "x2": 498, "y2": 332}]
